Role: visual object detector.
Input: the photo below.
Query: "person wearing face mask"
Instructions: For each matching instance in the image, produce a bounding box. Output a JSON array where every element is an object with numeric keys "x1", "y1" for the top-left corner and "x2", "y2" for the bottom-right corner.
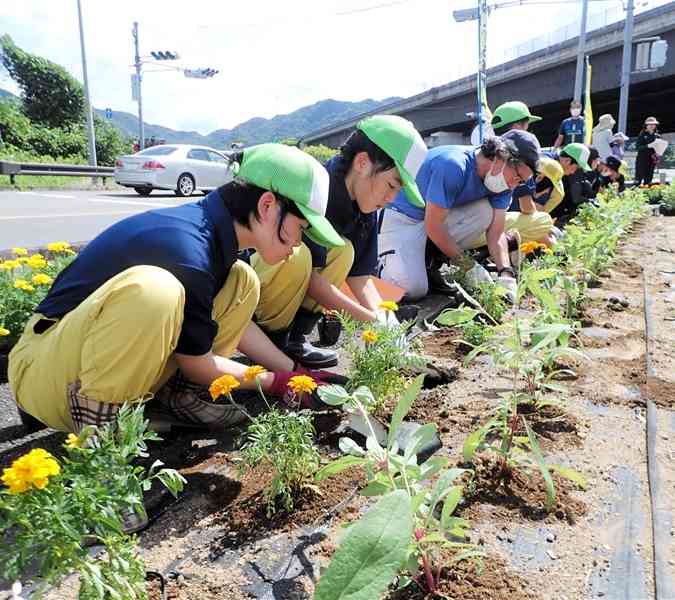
[
  {"x1": 554, "y1": 100, "x2": 586, "y2": 148},
  {"x1": 8, "y1": 144, "x2": 347, "y2": 438},
  {"x1": 635, "y1": 117, "x2": 661, "y2": 186},
  {"x1": 379, "y1": 130, "x2": 541, "y2": 302},
  {"x1": 250, "y1": 115, "x2": 427, "y2": 368}
]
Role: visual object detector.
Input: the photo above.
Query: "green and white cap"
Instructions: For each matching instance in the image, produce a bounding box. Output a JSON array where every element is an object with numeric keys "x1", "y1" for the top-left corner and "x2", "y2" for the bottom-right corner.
[
  {"x1": 356, "y1": 115, "x2": 428, "y2": 208},
  {"x1": 237, "y1": 143, "x2": 344, "y2": 248},
  {"x1": 561, "y1": 142, "x2": 591, "y2": 172},
  {"x1": 491, "y1": 101, "x2": 541, "y2": 130}
]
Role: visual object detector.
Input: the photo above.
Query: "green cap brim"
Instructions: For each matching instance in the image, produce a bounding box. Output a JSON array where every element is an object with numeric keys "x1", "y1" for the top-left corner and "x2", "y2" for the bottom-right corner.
[
  {"x1": 397, "y1": 161, "x2": 425, "y2": 208},
  {"x1": 296, "y1": 204, "x2": 344, "y2": 248},
  {"x1": 578, "y1": 158, "x2": 591, "y2": 172},
  {"x1": 528, "y1": 115, "x2": 542, "y2": 124}
]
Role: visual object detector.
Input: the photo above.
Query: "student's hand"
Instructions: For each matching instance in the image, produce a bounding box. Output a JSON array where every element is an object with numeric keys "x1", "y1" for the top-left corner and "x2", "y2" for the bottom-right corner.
[
  {"x1": 269, "y1": 368, "x2": 348, "y2": 410},
  {"x1": 496, "y1": 268, "x2": 517, "y2": 304}
]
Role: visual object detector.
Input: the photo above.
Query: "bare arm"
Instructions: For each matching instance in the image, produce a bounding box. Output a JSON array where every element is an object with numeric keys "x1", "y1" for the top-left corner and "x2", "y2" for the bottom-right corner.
[
  {"x1": 486, "y1": 208, "x2": 509, "y2": 270},
  {"x1": 518, "y1": 195, "x2": 538, "y2": 214},
  {"x1": 237, "y1": 321, "x2": 294, "y2": 372},
  {"x1": 175, "y1": 346, "x2": 276, "y2": 390},
  {"x1": 554, "y1": 134, "x2": 564, "y2": 148},
  {"x1": 306, "y1": 271, "x2": 375, "y2": 322},
  {"x1": 346, "y1": 275, "x2": 383, "y2": 315},
  {"x1": 424, "y1": 202, "x2": 463, "y2": 260}
]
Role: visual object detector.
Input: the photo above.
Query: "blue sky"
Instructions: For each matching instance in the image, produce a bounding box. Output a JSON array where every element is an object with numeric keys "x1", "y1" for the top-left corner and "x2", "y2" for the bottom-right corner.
[{"x1": 0, "y1": 0, "x2": 668, "y2": 134}]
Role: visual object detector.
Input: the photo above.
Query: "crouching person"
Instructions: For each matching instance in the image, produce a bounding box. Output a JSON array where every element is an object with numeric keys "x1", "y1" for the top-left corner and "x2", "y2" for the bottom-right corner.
[
  {"x1": 379, "y1": 130, "x2": 541, "y2": 301},
  {"x1": 250, "y1": 115, "x2": 428, "y2": 368},
  {"x1": 8, "y1": 144, "x2": 344, "y2": 435}
]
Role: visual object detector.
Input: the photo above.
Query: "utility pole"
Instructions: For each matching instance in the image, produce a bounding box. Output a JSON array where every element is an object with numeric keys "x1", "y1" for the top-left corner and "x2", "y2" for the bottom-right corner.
[
  {"x1": 132, "y1": 22, "x2": 145, "y2": 150},
  {"x1": 476, "y1": 0, "x2": 489, "y2": 143},
  {"x1": 618, "y1": 0, "x2": 635, "y2": 134},
  {"x1": 573, "y1": 0, "x2": 589, "y2": 102},
  {"x1": 76, "y1": 0, "x2": 97, "y2": 167}
]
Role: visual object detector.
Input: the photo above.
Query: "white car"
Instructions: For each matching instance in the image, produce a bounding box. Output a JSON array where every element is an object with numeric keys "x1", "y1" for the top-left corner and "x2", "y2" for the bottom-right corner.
[{"x1": 114, "y1": 144, "x2": 234, "y2": 197}]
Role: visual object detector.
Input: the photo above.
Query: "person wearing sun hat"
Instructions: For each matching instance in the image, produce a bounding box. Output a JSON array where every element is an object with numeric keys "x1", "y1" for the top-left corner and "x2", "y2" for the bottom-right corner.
[
  {"x1": 635, "y1": 116, "x2": 661, "y2": 186},
  {"x1": 379, "y1": 129, "x2": 541, "y2": 302},
  {"x1": 250, "y1": 114, "x2": 427, "y2": 368},
  {"x1": 9, "y1": 143, "x2": 347, "y2": 437}
]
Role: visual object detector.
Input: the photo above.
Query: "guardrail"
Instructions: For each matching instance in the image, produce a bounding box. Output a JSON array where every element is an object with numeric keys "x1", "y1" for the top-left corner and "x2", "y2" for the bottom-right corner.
[{"x1": 0, "y1": 160, "x2": 114, "y2": 185}]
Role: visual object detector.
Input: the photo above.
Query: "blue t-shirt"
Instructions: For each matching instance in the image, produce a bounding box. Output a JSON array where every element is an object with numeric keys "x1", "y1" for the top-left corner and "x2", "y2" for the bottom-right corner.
[
  {"x1": 37, "y1": 189, "x2": 239, "y2": 356},
  {"x1": 304, "y1": 156, "x2": 378, "y2": 277},
  {"x1": 388, "y1": 145, "x2": 511, "y2": 222},
  {"x1": 559, "y1": 116, "x2": 585, "y2": 145}
]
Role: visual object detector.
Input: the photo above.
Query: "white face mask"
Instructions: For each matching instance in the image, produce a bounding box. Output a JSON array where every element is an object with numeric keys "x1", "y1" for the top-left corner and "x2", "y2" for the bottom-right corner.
[
  {"x1": 484, "y1": 159, "x2": 509, "y2": 193},
  {"x1": 570, "y1": 108, "x2": 581, "y2": 117}
]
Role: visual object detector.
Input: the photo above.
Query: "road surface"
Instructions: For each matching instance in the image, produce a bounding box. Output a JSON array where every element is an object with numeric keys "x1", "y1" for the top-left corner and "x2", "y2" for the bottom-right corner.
[{"x1": 0, "y1": 188, "x2": 197, "y2": 250}]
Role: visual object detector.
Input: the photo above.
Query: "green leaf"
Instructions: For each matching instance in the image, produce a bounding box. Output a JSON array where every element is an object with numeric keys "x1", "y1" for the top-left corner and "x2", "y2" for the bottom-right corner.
[
  {"x1": 435, "y1": 307, "x2": 479, "y2": 327},
  {"x1": 314, "y1": 490, "x2": 413, "y2": 600},
  {"x1": 403, "y1": 423, "x2": 438, "y2": 460},
  {"x1": 316, "y1": 456, "x2": 367, "y2": 482},
  {"x1": 339, "y1": 437, "x2": 366, "y2": 456},
  {"x1": 318, "y1": 384, "x2": 351, "y2": 406},
  {"x1": 353, "y1": 386, "x2": 377, "y2": 408},
  {"x1": 463, "y1": 419, "x2": 497, "y2": 462},
  {"x1": 523, "y1": 417, "x2": 556, "y2": 511},
  {"x1": 550, "y1": 464, "x2": 587, "y2": 490},
  {"x1": 441, "y1": 486, "x2": 463, "y2": 528},
  {"x1": 388, "y1": 375, "x2": 424, "y2": 450}
]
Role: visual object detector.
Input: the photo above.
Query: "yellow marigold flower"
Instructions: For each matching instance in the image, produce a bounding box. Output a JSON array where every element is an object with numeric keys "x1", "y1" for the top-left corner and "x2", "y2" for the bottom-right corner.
[
  {"x1": 0, "y1": 327, "x2": 9, "y2": 336},
  {"x1": 0, "y1": 259, "x2": 21, "y2": 271},
  {"x1": 379, "y1": 300, "x2": 399, "y2": 313},
  {"x1": 14, "y1": 279, "x2": 35, "y2": 293},
  {"x1": 243, "y1": 365, "x2": 266, "y2": 382},
  {"x1": 288, "y1": 375, "x2": 317, "y2": 394},
  {"x1": 32, "y1": 273, "x2": 53, "y2": 286},
  {"x1": 47, "y1": 241, "x2": 73, "y2": 254},
  {"x1": 362, "y1": 329, "x2": 379, "y2": 344},
  {"x1": 208, "y1": 374, "x2": 241, "y2": 400},
  {"x1": 12, "y1": 247, "x2": 28, "y2": 256},
  {"x1": 65, "y1": 433, "x2": 81, "y2": 449},
  {"x1": 26, "y1": 254, "x2": 47, "y2": 269},
  {"x1": 1, "y1": 448, "x2": 60, "y2": 494}
]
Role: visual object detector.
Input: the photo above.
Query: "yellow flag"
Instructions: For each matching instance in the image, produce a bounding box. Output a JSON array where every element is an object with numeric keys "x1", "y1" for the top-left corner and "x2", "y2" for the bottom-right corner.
[{"x1": 584, "y1": 57, "x2": 593, "y2": 145}]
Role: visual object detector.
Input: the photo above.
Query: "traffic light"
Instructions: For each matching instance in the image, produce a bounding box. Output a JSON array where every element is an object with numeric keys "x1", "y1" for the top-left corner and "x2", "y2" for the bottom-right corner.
[
  {"x1": 151, "y1": 51, "x2": 180, "y2": 61},
  {"x1": 183, "y1": 68, "x2": 219, "y2": 79}
]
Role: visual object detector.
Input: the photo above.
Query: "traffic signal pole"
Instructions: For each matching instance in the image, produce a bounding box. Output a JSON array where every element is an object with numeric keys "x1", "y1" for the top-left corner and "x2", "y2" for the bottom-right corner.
[
  {"x1": 618, "y1": 0, "x2": 635, "y2": 134},
  {"x1": 132, "y1": 22, "x2": 145, "y2": 151}
]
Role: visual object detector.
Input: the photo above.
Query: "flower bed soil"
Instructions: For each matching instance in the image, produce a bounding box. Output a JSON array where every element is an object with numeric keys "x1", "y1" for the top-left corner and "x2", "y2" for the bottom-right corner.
[{"x1": 386, "y1": 555, "x2": 537, "y2": 600}]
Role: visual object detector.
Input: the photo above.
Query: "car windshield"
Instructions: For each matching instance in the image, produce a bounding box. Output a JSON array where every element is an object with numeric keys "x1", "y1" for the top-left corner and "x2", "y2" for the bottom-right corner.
[{"x1": 137, "y1": 146, "x2": 177, "y2": 156}]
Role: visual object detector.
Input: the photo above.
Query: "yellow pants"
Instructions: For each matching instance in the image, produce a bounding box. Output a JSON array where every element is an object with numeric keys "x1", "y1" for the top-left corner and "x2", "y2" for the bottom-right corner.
[
  {"x1": 468, "y1": 211, "x2": 554, "y2": 249},
  {"x1": 9, "y1": 262, "x2": 259, "y2": 432},
  {"x1": 252, "y1": 239, "x2": 355, "y2": 331}
]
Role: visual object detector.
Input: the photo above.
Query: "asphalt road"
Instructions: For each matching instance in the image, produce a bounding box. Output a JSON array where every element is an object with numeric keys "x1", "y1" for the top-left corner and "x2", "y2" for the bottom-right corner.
[{"x1": 0, "y1": 188, "x2": 198, "y2": 250}]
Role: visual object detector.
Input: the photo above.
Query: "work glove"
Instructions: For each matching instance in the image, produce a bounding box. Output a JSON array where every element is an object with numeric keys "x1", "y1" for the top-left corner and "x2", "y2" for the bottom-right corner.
[
  {"x1": 464, "y1": 261, "x2": 494, "y2": 289},
  {"x1": 269, "y1": 369, "x2": 348, "y2": 410},
  {"x1": 497, "y1": 268, "x2": 518, "y2": 304}
]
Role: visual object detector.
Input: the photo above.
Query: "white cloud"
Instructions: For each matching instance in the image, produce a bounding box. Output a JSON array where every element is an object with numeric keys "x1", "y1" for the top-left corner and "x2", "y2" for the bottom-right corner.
[{"x1": 1, "y1": 0, "x2": 670, "y2": 136}]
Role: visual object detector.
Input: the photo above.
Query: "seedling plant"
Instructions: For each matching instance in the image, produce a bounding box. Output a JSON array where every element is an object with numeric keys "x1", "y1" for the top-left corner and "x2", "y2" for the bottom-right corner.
[{"x1": 314, "y1": 377, "x2": 482, "y2": 598}]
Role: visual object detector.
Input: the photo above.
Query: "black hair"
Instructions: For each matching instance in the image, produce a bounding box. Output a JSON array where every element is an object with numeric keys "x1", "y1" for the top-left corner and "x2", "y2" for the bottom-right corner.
[
  {"x1": 479, "y1": 136, "x2": 524, "y2": 167},
  {"x1": 559, "y1": 150, "x2": 578, "y2": 166},
  {"x1": 336, "y1": 129, "x2": 396, "y2": 176},
  {"x1": 220, "y1": 158, "x2": 305, "y2": 245}
]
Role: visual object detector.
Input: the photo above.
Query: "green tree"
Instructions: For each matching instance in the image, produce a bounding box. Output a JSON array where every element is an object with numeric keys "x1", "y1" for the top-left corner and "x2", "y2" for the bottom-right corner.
[
  {"x1": 302, "y1": 144, "x2": 337, "y2": 165},
  {"x1": 0, "y1": 34, "x2": 84, "y2": 129}
]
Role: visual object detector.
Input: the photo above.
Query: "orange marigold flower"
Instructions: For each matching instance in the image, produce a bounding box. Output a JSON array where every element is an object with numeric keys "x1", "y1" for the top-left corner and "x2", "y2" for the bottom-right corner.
[
  {"x1": 209, "y1": 374, "x2": 241, "y2": 400},
  {"x1": 243, "y1": 365, "x2": 267, "y2": 382},
  {"x1": 1, "y1": 448, "x2": 60, "y2": 494},
  {"x1": 288, "y1": 375, "x2": 317, "y2": 394}
]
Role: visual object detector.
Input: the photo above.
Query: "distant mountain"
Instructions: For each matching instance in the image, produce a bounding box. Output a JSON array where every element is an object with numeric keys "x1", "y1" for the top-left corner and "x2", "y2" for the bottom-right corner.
[
  {"x1": 1, "y1": 87, "x2": 400, "y2": 148},
  {"x1": 93, "y1": 97, "x2": 402, "y2": 149}
]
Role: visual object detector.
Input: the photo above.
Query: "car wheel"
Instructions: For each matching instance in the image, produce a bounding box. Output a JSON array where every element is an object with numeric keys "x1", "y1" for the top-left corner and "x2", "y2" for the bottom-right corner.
[
  {"x1": 176, "y1": 173, "x2": 195, "y2": 197},
  {"x1": 134, "y1": 186, "x2": 152, "y2": 196}
]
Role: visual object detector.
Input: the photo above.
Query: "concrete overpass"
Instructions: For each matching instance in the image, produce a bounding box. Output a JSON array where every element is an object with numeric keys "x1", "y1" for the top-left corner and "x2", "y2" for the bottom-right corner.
[{"x1": 302, "y1": 2, "x2": 675, "y2": 148}]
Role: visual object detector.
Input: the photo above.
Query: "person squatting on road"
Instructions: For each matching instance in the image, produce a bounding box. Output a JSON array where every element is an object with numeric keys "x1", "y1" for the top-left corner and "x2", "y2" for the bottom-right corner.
[
  {"x1": 8, "y1": 144, "x2": 347, "y2": 434},
  {"x1": 378, "y1": 129, "x2": 541, "y2": 303},
  {"x1": 249, "y1": 115, "x2": 428, "y2": 369}
]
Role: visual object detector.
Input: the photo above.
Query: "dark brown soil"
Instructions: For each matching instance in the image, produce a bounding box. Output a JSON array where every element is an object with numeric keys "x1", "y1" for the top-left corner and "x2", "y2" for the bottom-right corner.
[
  {"x1": 208, "y1": 465, "x2": 366, "y2": 558},
  {"x1": 147, "y1": 572, "x2": 251, "y2": 600},
  {"x1": 422, "y1": 328, "x2": 471, "y2": 359},
  {"x1": 461, "y1": 453, "x2": 587, "y2": 526},
  {"x1": 386, "y1": 555, "x2": 536, "y2": 600},
  {"x1": 516, "y1": 403, "x2": 583, "y2": 450}
]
